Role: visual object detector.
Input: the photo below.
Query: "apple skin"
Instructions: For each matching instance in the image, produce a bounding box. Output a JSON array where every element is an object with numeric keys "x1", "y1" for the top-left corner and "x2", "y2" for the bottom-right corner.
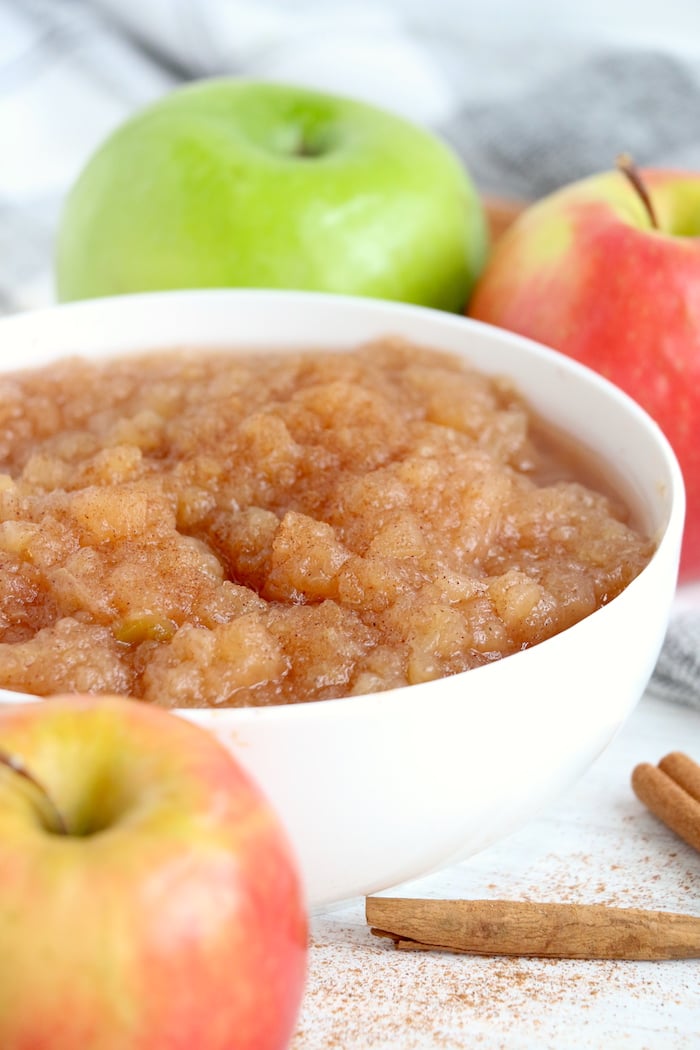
[
  {"x1": 55, "y1": 78, "x2": 488, "y2": 313},
  {"x1": 0, "y1": 695, "x2": 307, "y2": 1050},
  {"x1": 468, "y1": 167, "x2": 700, "y2": 580}
]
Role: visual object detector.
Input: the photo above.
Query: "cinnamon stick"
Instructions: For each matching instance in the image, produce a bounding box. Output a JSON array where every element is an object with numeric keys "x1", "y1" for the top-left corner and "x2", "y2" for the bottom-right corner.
[
  {"x1": 658, "y1": 751, "x2": 700, "y2": 804},
  {"x1": 366, "y1": 897, "x2": 700, "y2": 960},
  {"x1": 632, "y1": 752, "x2": 700, "y2": 854}
]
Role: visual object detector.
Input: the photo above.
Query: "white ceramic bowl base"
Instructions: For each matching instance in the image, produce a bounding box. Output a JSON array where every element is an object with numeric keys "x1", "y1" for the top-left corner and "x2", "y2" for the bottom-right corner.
[{"x1": 0, "y1": 290, "x2": 685, "y2": 908}]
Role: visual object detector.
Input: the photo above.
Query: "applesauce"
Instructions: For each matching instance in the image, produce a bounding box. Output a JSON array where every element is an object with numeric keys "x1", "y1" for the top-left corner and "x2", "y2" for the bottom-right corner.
[{"x1": 0, "y1": 339, "x2": 653, "y2": 707}]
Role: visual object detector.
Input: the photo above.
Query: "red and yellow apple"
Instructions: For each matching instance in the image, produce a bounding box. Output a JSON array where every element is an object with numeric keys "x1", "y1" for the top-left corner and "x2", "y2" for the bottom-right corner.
[
  {"x1": 469, "y1": 163, "x2": 700, "y2": 579},
  {"x1": 0, "y1": 695, "x2": 307, "y2": 1050}
]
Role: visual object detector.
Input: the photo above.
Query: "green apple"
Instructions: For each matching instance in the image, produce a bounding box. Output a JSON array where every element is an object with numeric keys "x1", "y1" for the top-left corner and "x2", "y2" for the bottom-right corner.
[
  {"x1": 0, "y1": 695, "x2": 307, "y2": 1050},
  {"x1": 55, "y1": 78, "x2": 488, "y2": 312}
]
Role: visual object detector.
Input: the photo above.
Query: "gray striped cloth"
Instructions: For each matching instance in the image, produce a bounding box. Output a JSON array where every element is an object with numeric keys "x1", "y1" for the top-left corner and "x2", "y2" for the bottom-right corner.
[
  {"x1": 2, "y1": 0, "x2": 699, "y2": 709},
  {"x1": 647, "y1": 608, "x2": 700, "y2": 710}
]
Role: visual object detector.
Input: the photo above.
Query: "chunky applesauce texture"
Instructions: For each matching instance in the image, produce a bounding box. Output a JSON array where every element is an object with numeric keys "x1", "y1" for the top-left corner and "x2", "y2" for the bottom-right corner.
[{"x1": 0, "y1": 340, "x2": 653, "y2": 708}]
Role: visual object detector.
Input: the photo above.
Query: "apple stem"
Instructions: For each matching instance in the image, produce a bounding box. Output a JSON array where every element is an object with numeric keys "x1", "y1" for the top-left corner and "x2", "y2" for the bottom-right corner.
[
  {"x1": 616, "y1": 153, "x2": 659, "y2": 230},
  {"x1": 0, "y1": 749, "x2": 69, "y2": 835}
]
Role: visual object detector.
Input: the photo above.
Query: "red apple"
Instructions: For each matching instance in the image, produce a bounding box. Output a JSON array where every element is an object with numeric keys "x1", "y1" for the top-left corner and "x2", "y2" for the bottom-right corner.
[
  {"x1": 0, "y1": 695, "x2": 307, "y2": 1050},
  {"x1": 469, "y1": 161, "x2": 699, "y2": 580}
]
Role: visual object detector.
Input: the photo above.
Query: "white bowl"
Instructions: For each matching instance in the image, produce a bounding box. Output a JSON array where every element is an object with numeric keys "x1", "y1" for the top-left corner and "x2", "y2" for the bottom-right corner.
[{"x1": 0, "y1": 290, "x2": 685, "y2": 908}]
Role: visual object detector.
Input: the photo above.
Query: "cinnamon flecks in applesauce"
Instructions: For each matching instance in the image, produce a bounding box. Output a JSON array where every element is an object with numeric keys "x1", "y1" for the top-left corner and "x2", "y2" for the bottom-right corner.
[{"x1": 0, "y1": 340, "x2": 653, "y2": 707}]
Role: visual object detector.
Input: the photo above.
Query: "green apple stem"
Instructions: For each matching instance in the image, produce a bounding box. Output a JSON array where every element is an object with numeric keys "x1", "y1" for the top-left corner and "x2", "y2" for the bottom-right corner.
[
  {"x1": 0, "y1": 749, "x2": 69, "y2": 835},
  {"x1": 616, "y1": 153, "x2": 659, "y2": 230}
]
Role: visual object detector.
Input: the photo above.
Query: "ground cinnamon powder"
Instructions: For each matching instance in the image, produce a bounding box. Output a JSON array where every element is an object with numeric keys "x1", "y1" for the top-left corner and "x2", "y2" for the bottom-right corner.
[{"x1": 292, "y1": 780, "x2": 700, "y2": 1049}]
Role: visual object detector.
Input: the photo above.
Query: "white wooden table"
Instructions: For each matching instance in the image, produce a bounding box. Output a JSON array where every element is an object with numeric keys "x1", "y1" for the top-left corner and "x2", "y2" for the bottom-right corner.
[{"x1": 292, "y1": 693, "x2": 700, "y2": 1049}]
